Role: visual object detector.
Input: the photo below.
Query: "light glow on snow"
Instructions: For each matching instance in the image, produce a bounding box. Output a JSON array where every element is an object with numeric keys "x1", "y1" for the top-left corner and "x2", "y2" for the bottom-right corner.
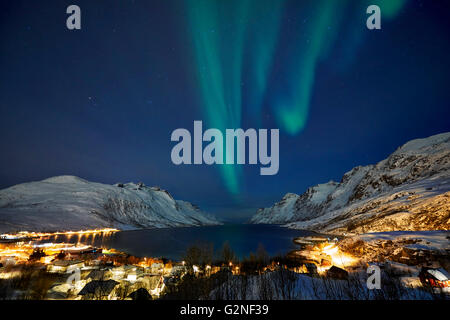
[{"x1": 318, "y1": 242, "x2": 358, "y2": 272}]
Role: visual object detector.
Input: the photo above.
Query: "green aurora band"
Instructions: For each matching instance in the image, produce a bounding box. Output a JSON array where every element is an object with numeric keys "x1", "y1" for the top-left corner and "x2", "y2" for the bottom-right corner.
[{"x1": 185, "y1": 0, "x2": 407, "y2": 195}]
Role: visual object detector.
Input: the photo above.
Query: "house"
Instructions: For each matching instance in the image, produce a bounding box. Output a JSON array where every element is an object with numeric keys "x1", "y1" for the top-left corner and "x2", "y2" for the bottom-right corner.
[
  {"x1": 47, "y1": 260, "x2": 84, "y2": 273},
  {"x1": 127, "y1": 268, "x2": 143, "y2": 281},
  {"x1": 0, "y1": 257, "x2": 16, "y2": 267},
  {"x1": 85, "y1": 269, "x2": 111, "y2": 281},
  {"x1": 170, "y1": 265, "x2": 187, "y2": 277},
  {"x1": 149, "y1": 262, "x2": 164, "y2": 274},
  {"x1": 46, "y1": 281, "x2": 87, "y2": 300},
  {"x1": 128, "y1": 288, "x2": 152, "y2": 300},
  {"x1": 78, "y1": 280, "x2": 119, "y2": 300},
  {"x1": 110, "y1": 265, "x2": 143, "y2": 281},
  {"x1": 110, "y1": 265, "x2": 131, "y2": 279}
]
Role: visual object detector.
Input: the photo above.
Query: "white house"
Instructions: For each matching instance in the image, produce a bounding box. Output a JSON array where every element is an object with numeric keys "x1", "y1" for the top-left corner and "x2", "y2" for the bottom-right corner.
[{"x1": 47, "y1": 260, "x2": 84, "y2": 273}]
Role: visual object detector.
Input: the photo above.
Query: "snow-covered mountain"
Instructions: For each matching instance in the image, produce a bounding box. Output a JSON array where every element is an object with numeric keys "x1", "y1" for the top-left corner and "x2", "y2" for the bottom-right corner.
[
  {"x1": 251, "y1": 132, "x2": 450, "y2": 234},
  {"x1": 0, "y1": 176, "x2": 220, "y2": 233}
]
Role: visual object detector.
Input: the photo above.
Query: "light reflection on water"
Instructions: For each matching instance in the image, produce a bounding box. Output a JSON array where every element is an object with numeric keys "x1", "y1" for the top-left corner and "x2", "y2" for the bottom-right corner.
[{"x1": 39, "y1": 224, "x2": 322, "y2": 260}]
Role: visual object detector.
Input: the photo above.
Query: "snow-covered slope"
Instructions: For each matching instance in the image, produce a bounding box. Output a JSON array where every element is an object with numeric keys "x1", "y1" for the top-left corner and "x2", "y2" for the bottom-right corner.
[
  {"x1": 0, "y1": 176, "x2": 220, "y2": 232},
  {"x1": 251, "y1": 132, "x2": 450, "y2": 234}
]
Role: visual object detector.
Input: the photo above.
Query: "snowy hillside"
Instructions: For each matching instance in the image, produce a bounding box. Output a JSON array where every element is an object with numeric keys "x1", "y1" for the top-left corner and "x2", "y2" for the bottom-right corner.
[
  {"x1": 0, "y1": 176, "x2": 220, "y2": 232},
  {"x1": 251, "y1": 132, "x2": 450, "y2": 234}
]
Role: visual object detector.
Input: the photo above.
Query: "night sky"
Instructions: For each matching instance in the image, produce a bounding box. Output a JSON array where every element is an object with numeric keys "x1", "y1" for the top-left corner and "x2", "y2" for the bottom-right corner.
[{"x1": 1, "y1": 0, "x2": 449, "y2": 222}]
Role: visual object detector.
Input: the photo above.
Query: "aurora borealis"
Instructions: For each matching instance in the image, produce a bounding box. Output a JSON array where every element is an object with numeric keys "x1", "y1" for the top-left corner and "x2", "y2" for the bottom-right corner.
[
  {"x1": 1, "y1": 0, "x2": 450, "y2": 221},
  {"x1": 184, "y1": 0, "x2": 408, "y2": 194}
]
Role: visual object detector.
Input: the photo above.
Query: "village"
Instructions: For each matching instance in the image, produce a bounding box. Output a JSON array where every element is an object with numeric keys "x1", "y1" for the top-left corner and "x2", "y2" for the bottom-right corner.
[
  {"x1": 0, "y1": 229, "x2": 249, "y2": 300},
  {"x1": 0, "y1": 229, "x2": 448, "y2": 300}
]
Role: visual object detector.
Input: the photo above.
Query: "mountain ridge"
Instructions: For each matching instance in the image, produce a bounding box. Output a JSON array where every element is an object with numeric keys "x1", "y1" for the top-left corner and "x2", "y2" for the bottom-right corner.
[
  {"x1": 0, "y1": 176, "x2": 220, "y2": 233},
  {"x1": 250, "y1": 132, "x2": 450, "y2": 234}
]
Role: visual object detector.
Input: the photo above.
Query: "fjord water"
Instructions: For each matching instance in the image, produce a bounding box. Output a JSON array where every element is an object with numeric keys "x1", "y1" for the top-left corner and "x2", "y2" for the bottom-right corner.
[{"x1": 51, "y1": 224, "x2": 319, "y2": 260}]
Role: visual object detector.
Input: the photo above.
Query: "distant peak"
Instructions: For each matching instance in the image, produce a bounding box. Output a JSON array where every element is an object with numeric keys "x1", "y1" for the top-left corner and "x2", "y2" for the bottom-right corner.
[
  {"x1": 394, "y1": 132, "x2": 450, "y2": 154},
  {"x1": 42, "y1": 175, "x2": 89, "y2": 184}
]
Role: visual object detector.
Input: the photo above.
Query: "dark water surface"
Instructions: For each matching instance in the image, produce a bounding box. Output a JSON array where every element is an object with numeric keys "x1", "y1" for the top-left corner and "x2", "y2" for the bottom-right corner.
[{"x1": 47, "y1": 224, "x2": 321, "y2": 260}]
